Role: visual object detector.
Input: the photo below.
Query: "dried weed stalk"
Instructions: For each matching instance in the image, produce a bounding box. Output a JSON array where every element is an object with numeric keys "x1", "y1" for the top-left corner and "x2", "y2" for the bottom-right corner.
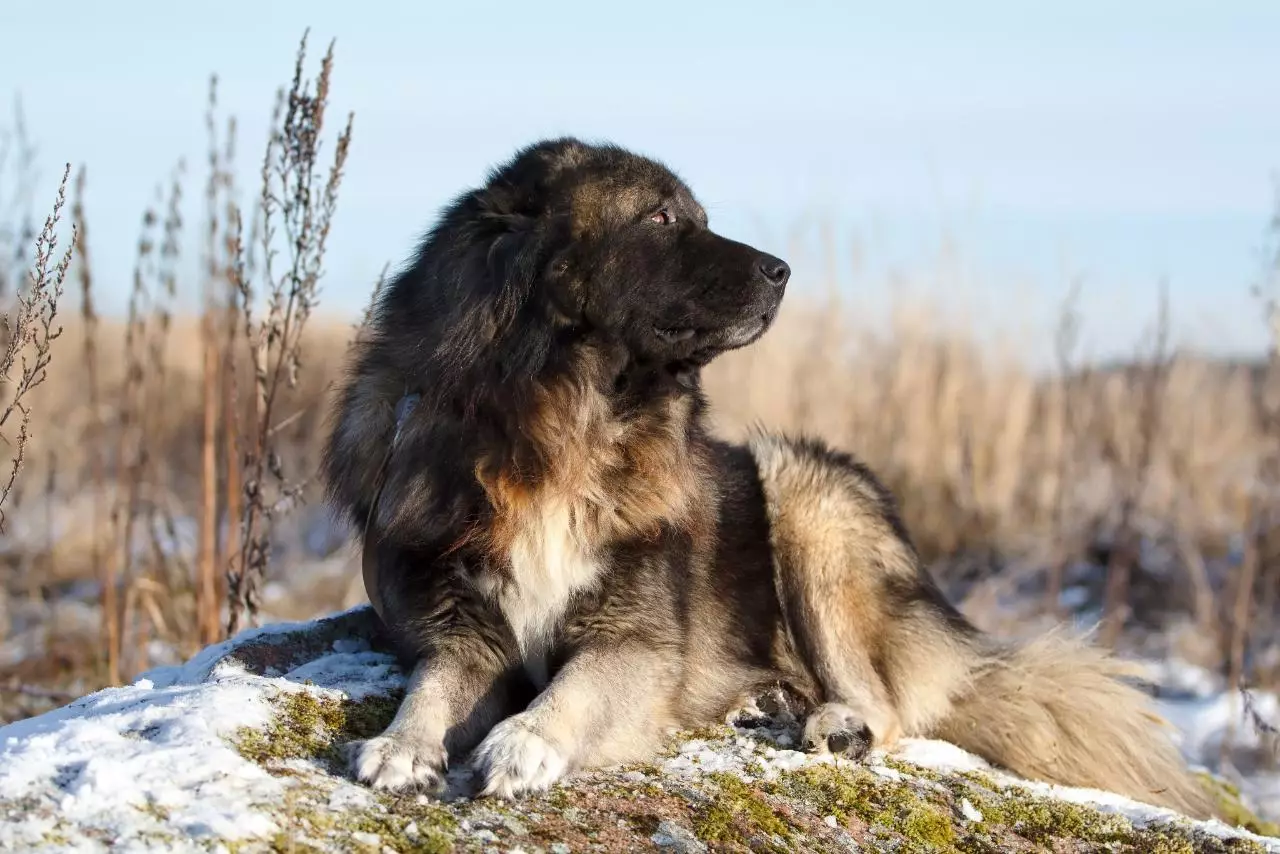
[
  {"x1": 1099, "y1": 283, "x2": 1172, "y2": 647},
  {"x1": 0, "y1": 163, "x2": 74, "y2": 532},
  {"x1": 72, "y1": 166, "x2": 111, "y2": 673},
  {"x1": 1043, "y1": 278, "x2": 1085, "y2": 615},
  {"x1": 0, "y1": 100, "x2": 39, "y2": 301},
  {"x1": 226, "y1": 31, "x2": 353, "y2": 634},
  {"x1": 102, "y1": 180, "x2": 167, "y2": 683},
  {"x1": 1229, "y1": 231, "x2": 1280, "y2": 722},
  {"x1": 134, "y1": 162, "x2": 188, "y2": 673},
  {"x1": 197, "y1": 76, "x2": 238, "y2": 645}
]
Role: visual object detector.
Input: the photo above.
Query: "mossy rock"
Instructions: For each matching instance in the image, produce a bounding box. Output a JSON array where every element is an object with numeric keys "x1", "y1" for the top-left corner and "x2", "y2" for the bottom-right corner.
[
  {"x1": 3, "y1": 608, "x2": 1276, "y2": 854},
  {"x1": 227, "y1": 687, "x2": 1279, "y2": 853}
]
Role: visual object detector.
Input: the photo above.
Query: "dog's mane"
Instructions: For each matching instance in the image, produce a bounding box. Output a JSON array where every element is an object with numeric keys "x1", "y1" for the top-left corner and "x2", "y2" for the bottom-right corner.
[{"x1": 324, "y1": 145, "x2": 714, "y2": 570}]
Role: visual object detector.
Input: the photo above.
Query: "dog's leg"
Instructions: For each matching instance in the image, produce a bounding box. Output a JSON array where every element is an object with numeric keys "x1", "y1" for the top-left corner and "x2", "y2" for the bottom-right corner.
[
  {"x1": 750, "y1": 435, "x2": 909, "y2": 757},
  {"x1": 351, "y1": 560, "x2": 519, "y2": 794},
  {"x1": 351, "y1": 644, "x2": 513, "y2": 793},
  {"x1": 786, "y1": 575, "x2": 904, "y2": 759},
  {"x1": 750, "y1": 434, "x2": 984, "y2": 758},
  {"x1": 471, "y1": 642, "x2": 677, "y2": 798}
]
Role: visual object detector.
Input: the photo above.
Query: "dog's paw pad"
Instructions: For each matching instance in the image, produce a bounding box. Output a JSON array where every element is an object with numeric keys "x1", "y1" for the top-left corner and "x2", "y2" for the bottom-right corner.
[
  {"x1": 471, "y1": 715, "x2": 569, "y2": 799},
  {"x1": 349, "y1": 734, "x2": 447, "y2": 794},
  {"x1": 802, "y1": 703, "x2": 874, "y2": 760}
]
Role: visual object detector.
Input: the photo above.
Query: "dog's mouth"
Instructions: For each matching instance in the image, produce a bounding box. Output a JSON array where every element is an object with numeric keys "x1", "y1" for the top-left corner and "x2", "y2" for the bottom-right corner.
[
  {"x1": 655, "y1": 309, "x2": 777, "y2": 365},
  {"x1": 654, "y1": 326, "x2": 698, "y2": 345}
]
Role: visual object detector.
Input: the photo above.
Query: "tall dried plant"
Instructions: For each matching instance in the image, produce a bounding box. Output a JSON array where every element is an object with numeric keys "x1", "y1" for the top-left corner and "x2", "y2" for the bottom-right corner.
[
  {"x1": 1230, "y1": 221, "x2": 1280, "y2": 711},
  {"x1": 1043, "y1": 279, "x2": 1084, "y2": 615},
  {"x1": 0, "y1": 164, "x2": 73, "y2": 531},
  {"x1": 226, "y1": 31, "x2": 353, "y2": 634},
  {"x1": 1098, "y1": 284, "x2": 1172, "y2": 648},
  {"x1": 219, "y1": 113, "x2": 242, "y2": 642},
  {"x1": 197, "y1": 76, "x2": 236, "y2": 646},
  {"x1": 103, "y1": 191, "x2": 161, "y2": 683},
  {"x1": 135, "y1": 162, "x2": 187, "y2": 672},
  {"x1": 72, "y1": 166, "x2": 110, "y2": 673},
  {"x1": 0, "y1": 100, "x2": 39, "y2": 303}
]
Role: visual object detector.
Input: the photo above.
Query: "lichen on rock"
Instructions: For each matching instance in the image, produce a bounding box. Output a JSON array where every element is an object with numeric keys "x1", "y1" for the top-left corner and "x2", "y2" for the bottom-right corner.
[{"x1": 1, "y1": 607, "x2": 1277, "y2": 853}]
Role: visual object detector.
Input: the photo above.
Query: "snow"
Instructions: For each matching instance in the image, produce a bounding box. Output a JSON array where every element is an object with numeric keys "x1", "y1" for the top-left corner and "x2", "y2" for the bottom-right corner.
[
  {"x1": 1158, "y1": 687, "x2": 1280, "y2": 821},
  {"x1": 959, "y1": 798, "x2": 984, "y2": 823},
  {"x1": 0, "y1": 674, "x2": 279, "y2": 850},
  {"x1": 0, "y1": 609, "x2": 405, "y2": 852},
  {"x1": 0, "y1": 607, "x2": 1277, "y2": 852}
]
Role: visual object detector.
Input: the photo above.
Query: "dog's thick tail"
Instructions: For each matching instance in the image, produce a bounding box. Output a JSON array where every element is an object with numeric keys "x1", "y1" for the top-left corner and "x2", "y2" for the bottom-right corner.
[{"x1": 932, "y1": 629, "x2": 1219, "y2": 820}]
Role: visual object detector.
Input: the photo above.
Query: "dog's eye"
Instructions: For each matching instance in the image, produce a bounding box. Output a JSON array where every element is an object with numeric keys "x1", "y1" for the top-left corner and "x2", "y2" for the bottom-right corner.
[{"x1": 648, "y1": 208, "x2": 675, "y2": 225}]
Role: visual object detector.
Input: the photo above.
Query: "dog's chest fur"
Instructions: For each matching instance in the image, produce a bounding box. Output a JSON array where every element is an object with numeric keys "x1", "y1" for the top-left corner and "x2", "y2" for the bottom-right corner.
[
  {"x1": 476, "y1": 496, "x2": 602, "y2": 686},
  {"x1": 472, "y1": 378, "x2": 704, "y2": 685}
]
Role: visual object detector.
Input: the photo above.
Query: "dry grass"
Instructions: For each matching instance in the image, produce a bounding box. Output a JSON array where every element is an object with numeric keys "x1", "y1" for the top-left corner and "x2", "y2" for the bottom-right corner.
[
  {"x1": 709, "y1": 298, "x2": 1260, "y2": 563},
  {"x1": 0, "y1": 31, "x2": 1278, "y2": 728}
]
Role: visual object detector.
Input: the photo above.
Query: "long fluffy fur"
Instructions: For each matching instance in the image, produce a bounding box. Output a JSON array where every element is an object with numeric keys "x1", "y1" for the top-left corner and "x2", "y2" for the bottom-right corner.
[
  {"x1": 937, "y1": 631, "x2": 1217, "y2": 819},
  {"x1": 324, "y1": 137, "x2": 1218, "y2": 819},
  {"x1": 748, "y1": 432, "x2": 1218, "y2": 819}
]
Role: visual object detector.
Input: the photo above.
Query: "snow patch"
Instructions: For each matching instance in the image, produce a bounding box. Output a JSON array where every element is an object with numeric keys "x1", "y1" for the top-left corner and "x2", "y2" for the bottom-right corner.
[{"x1": 0, "y1": 609, "x2": 405, "y2": 851}]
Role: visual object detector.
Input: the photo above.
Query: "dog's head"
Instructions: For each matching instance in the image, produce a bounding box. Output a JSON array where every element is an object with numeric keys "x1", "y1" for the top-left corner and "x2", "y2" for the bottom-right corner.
[
  {"x1": 484, "y1": 138, "x2": 789, "y2": 372},
  {"x1": 391, "y1": 138, "x2": 789, "y2": 397},
  {"x1": 333, "y1": 139, "x2": 782, "y2": 543}
]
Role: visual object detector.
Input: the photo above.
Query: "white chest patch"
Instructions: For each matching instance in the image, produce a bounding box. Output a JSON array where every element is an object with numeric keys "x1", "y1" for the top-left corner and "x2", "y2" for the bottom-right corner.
[{"x1": 483, "y1": 498, "x2": 602, "y2": 687}]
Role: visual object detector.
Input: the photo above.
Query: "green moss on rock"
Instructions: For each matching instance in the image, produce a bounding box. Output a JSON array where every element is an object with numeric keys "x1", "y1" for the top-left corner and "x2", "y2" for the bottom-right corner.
[
  {"x1": 1198, "y1": 772, "x2": 1280, "y2": 839},
  {"x1": 220, "y1": 681, "x2": 1277, "y2": 853},
  {"x1": 258, "y1": 780, "x2": 459, "y2": 854},
  {"x1": 234, "y1": 689, "x2": 401, "y2": 768},
  {"x1": 693, "y1": 771, "x2": 793, "y2": 849},
  {"x1": 966, "y1": 783, "x2": 1134, "y2": 845},
  {"x1": 901, "y1": 803, "x2": 957, "y2": 849},
  {"x1": 773, "y1": 762, "x2": 930, "y2": 829}
]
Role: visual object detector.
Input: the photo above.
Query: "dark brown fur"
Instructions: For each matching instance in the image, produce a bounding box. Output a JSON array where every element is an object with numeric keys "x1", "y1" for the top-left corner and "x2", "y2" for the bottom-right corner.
[{"x1": 325, "y1": 138, "x2": 1217, "y2": 818}]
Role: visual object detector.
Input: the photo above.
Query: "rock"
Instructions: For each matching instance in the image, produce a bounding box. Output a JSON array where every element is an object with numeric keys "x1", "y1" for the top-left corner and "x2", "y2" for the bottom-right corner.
[
  {"x1": 651, "y1": 819, "x2": 707, "y2": 852},
  {"x1": 0, "y1": 606, "x2": 1277, "y2": 853}
]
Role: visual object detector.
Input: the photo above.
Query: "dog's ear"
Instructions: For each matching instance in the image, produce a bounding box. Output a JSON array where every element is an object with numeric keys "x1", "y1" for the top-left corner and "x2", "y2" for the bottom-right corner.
[{"x1": 484, "y1": 212, "x2": 556, "y2": 334}]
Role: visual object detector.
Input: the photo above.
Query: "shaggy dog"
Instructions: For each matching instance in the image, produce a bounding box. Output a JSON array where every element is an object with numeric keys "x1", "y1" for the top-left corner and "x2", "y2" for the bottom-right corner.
[{"x1": 324, "y1": 138, "x2": 1215, "y2": 817}]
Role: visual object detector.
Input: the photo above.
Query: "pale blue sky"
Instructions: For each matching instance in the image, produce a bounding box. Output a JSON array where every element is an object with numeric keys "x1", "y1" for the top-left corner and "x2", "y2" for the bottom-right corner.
[{"x1": 2, "y1": 1, "x2": 1278, "y2": 364}]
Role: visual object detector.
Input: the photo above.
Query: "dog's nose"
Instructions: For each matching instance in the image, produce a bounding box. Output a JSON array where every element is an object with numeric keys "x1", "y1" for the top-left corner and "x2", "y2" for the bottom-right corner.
[{"x1": 757, "y1": 255, "x2": 790, "y2": 288}]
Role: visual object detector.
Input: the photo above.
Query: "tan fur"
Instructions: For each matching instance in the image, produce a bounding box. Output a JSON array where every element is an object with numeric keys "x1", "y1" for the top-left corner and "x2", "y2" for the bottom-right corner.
[
  {"x1": 934, "y1": 631, "x2": 1218, "y2": 819},
  {"x1": 478, "y1": 350, "x2": 705, "y2": 563},
  {"x1": 748, "y1": 433, "x2": 1218, "y2": 820},
  {"x1": 473, "y1": 644, "x2": 681, "y2": 798},
  {"x1": 353, "y1": 631, "x2": 513, "y2": 791},
  {"x1": 751, "y1": 434, "x2": 976, "y2": 741},
  {"x1": 468, "y1": 348, "x2": 709, "y2": 685}
]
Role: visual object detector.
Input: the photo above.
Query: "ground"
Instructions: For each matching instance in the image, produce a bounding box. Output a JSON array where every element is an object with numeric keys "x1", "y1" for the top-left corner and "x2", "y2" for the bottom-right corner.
[{"x1": 0, "y1": 607, "x2": 1277, "y2": 853}]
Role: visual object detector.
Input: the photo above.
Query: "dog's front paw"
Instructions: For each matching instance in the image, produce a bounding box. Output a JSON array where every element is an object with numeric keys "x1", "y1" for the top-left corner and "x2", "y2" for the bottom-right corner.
[
  {"x1": 349, "y1": 734, "x2": 447, "y2": 794},
  {"x1": 471, "y1": 714, "x2": 569, "y2": 798},
  {"x1": 802, "y1": 702, "x2": 874, "y2": 760}
]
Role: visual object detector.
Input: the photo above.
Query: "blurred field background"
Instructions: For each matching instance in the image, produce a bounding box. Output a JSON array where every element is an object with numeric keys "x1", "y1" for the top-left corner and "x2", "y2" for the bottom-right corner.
[{"x1": 1, "y1": 8, "x2": 1279, "y2": 799}]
